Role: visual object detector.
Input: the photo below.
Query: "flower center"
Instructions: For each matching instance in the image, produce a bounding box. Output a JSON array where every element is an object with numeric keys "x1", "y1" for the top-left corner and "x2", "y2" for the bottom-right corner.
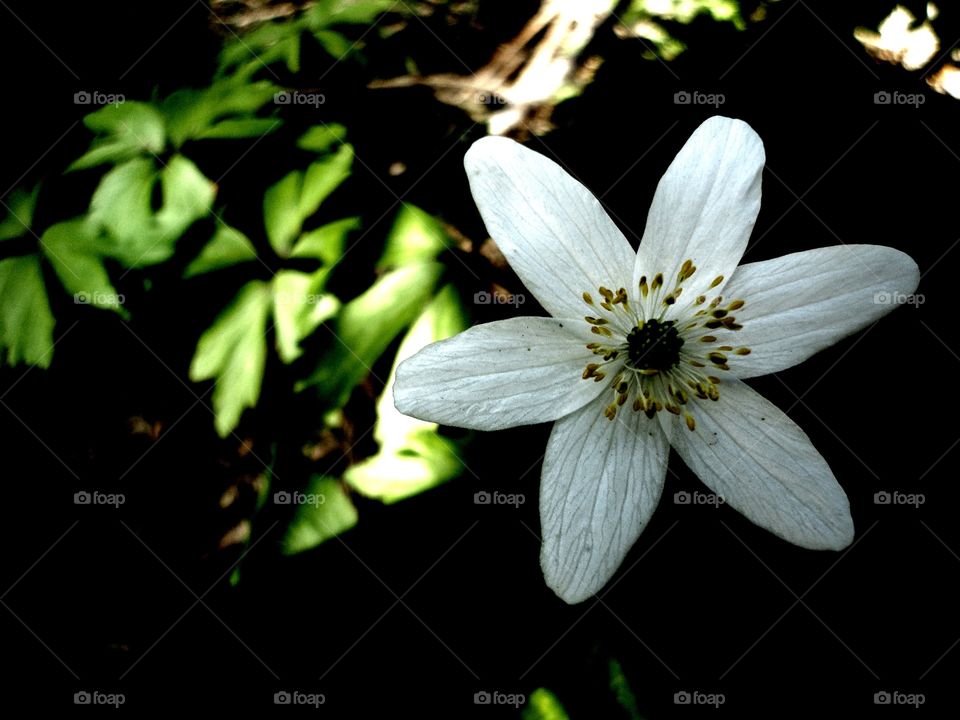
[
  {"x1": 626, "y1": 320, "x2": 682, "y2": 371},
  {"x1": 579, "y1": 259, "x2": 751, "y2": 431}
]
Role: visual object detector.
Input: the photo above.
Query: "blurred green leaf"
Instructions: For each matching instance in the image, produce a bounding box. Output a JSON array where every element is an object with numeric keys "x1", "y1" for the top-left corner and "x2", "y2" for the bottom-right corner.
[
  {"x1": 609, "y1": 658, "x2": 644, "y2": 720},
  {"x1": 69, "y1": 102, "x2": 166, "y2": 170},
  {"x1": 377, "y1": 203, "x2": 450, "y2": 270},
  {"x1": 297, "y1": 124, "x2": 347, "y2": 154},
  {"x1": 189, "y1": 280, "x2": 271, "y2": 437},
  {"x1": 290, "y1": 216, "x2": 357, "y2": 263},
  {"x1": 345, "y1": 284, "x2": 467, "y2": 503},
  {"x1": 281, "y1": 475, "x2": 358, "y2": 555},
  {"x1": 40, "y1": 220, "x2": 125, "y2": 315},
  {"x1": 0, "y1": 255, "x2": 55, "y2": 367},
  {"x1": 297, "y1": 261, "x2": 444, "y2": 405},
  {"x1": 522, "y1": 689, "x2": 570, "y2": 720},
  {"x1": 304, "y1": 0, "x2": 395, "y2": 28},
  {"x1": 197, "y1": 117, "x2": 282, "y2": 140},
  {"x1": 184, "y1": 223, "x2": 258, "y2": 278},
  {"x1": 219, "y1": 22, "x2": 302, "y2": 76},
  {"x1": 312, "y1": 29, "x2": 354, "y2": 58},
  {"x1": 161, "y1": 79, "x2": 279, "y2": 147},
  {"x1": 272, "y1": 269, "x2": 340, "y2": 363},
  {"x1": 0, "y1": 184, "x2": 41, "y2": 241},
  {"x1": 263, "y1": 143, "x2": 353, "y2": 257},
  {"x1": 89, "y1": 155, "x2": 216, "y2": 267}
]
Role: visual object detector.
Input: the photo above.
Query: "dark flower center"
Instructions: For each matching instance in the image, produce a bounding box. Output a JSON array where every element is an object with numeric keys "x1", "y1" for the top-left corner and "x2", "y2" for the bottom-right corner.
[{"x1": 626, "y1": 319, "x2": 683, "y2": 371}]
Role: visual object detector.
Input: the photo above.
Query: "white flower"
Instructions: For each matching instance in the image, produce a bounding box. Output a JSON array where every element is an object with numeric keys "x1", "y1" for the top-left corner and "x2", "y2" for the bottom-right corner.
[{"x1": 393, "y1": 116, "x2": 920, "y2": 604}]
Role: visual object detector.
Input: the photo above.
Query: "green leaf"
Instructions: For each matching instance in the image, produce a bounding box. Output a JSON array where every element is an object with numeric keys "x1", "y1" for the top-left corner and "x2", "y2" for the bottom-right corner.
[
  {"x1": 40, "y1": 220, "x2": 126, "y2": 315},
  {"x1": 189, "y1": 280, "x2": 271, "y2": 437},
  {"x1": 161, "y1": 79, "x2": 279, "y2": 147},
  {"x1": 521, "y1": 689, "x2": 570, "y2": 720},
  {"x1": 289, "y1": 216, "x2": 357, "y2": 263},
  {"x1": 219, "y1": 22, "x2": 302, "y2": 76},
  {"x1": 89, "y1": 155, "x2": 216, "y2": 267},
  {"x1": 344, "y1": 284, "x2": 467, "y2": 503},
  {"x1": 196, "y1": 118, "x2": 282, "y2": 140},
  {"x1": 69, "y1": 102, "x2": 166, "y2": 170},
  {"x1": 304, "y1": 0, "x2": 395, "y2": 28},
  {"x1": 608, "y1": 658, "x2": 643, "y2": 720},
  {"x1": 297, "y1": 261, "x2": 444, "y2": 405},
  {"x1": 263, "y1": 143, "x2": 353, "y2": 257},
  {"x1": 281, "y1": 475, "x2": 358, "y2": 555},
  {"x1": 184, "y1": 223, "x2": 258, "y2": 278},
  {"x1": 377, "y1": 203, "x2": 450, "y2": 270},
  {"x1": 272, "y1": 269, "x2": 339, "y2": 363},
  {"x1": 0, "y1": 184, "x2": 41, "y2": 241},
  {"x1": 0, "y1": 255, "x2": 55, "y2": 368},
  {"x1": 297, "y1": 124, "x2": 347, "y2": 153},
  {"x1": 312, "y1": 29, "x2": 354, "y2": 59}
]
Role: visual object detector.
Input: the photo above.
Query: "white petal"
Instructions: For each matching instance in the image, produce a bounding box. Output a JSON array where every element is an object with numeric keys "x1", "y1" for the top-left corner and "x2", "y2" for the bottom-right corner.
[
  {"x1": 669, "y1": 380, "x2": 853, "y2": 550},
  {"x1": 393, "y1": 316, "x2": 607, "y2": 431},
  {"x1": 540, "y1": 397, "x2": 669, "y2": 603},
  {"x1": 464, "y1": 136, "x2": 635, "y2": 318},
  {"x1": 634, "y1": 116, "x2": 764, "y2": 310},
  {"x1": 717, "y1": 245, "x2": 920, "y2": 378}
]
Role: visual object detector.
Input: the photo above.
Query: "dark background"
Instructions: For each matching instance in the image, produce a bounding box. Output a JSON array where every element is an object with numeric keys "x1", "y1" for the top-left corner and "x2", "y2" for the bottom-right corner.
[{"x1": 1, "y1": 0, "x2": 957, "y2": 715}]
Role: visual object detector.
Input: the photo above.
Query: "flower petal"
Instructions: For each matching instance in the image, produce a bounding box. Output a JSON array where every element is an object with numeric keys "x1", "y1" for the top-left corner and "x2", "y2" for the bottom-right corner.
[
  {"x1": 717, "y1": 245, "x2": 920, "y2": 378},
  {"x1": 634, "y1": 116, "x2": 764, "y2": 310},
  {"x1": 464, "y1": 136, "x2": 635, "y2": 318},
  {"x1": 393, "y1": 316, "x2": 608, "y2": 431},
  {"x1": 668, "y1": 380, "x2": 853, "y2": 550},
  {"x1": 540, "y1": 397, "x2": 669, "y2": 603}
]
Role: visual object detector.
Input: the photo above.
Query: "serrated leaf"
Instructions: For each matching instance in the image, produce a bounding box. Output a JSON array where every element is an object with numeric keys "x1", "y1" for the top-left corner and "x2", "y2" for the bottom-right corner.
[
  {"x1": 0, "y1": 255, "x2": 55, "y2": 368},
  {"x1": 296, "y1": 261, "x2": 443, "y2": 405},
  {"x1": 0, "y1": 184, "x2": 41, "y2": 241},
  {"x1": 184, "y1": 223, "x2": 258, "y2": 278},
  {"x1": 40, "y1": 220, "x2": 126, "y2": 315},
  {"x1": 281, "y1": 475, "x2": 358, "y2": 555},
  {"x1": 272, "y1": 269, "x2": 339, "y2": 363},
  {"x1": 89, "y1": 155, "x2": 216, "y2": 267},
  {"x1": 344, "y1": 284, "x2": 467, "y2": 503},
  {"x1": 69, "y1": 102, "x2": 166, "y2": 170},
  {"x1": 263, "y1": 143, "x2": 353, "y2": 257},
  {"x1": 189, "y1": 280, "x2": 271, "y2": 437},
  {"x1": 377, "y1": 203, "x2": 450, "y2": 270}
]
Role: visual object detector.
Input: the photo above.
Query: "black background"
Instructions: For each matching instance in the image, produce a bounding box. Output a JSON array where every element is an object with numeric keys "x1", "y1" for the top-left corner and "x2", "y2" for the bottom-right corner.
[{"x1": 0, "y1": 1, "x2": 957, "y2": 716}]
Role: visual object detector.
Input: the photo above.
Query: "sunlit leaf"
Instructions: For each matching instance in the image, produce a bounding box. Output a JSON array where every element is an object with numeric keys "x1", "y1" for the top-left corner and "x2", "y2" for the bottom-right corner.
[
  {"x1": 377, "y1": 203, "x2": 451, "y2": 270},
  {"x1": 189, "y1": 280, "x2": 271, "y2": 437},
  {"x1": 521, "y1": 689, "x2": 570, "y2": 720},
  {"x1": 161, "y1": 79, "x2": 279, "y2": 147},
  {"x1": 69, "y1": 102, "x2": 166, "y2": 170},
  {"x1": 0, "y1": 255, "x2": 55, "y2": 368},
  {"x1": 89, "y1": 155, "x2": 216, "y2": 267},
  {"x1": 281, "y1": 475, "x2": 358, "y2": 554},
  {"x1": 298, "y1": 124, "x2": 347, "y2": 153},
  {"x1": 290, "y1": 216, "x2": 358, "y2": 263},
  {"x1": 0, "y1": 184, "x2": 41, "y2": 241},
  {"x1": 40, "y1": 220, "x2": 126, "y2": 315},
  {"x1": 184, "y1": 223, "x2": 258, "y2": 278},
  {"x1": 345, "y1": 284, "x2": 467, "y2": 503},
  {"x1": 297, "y1": 261, "x2": 444, "y2": 405},
  {"x1": 272, "y1": 269, "x2": 339, "y2": 363},
  {"x1": 263, "y1": 143, "x2": 353, "y2": 257}
]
